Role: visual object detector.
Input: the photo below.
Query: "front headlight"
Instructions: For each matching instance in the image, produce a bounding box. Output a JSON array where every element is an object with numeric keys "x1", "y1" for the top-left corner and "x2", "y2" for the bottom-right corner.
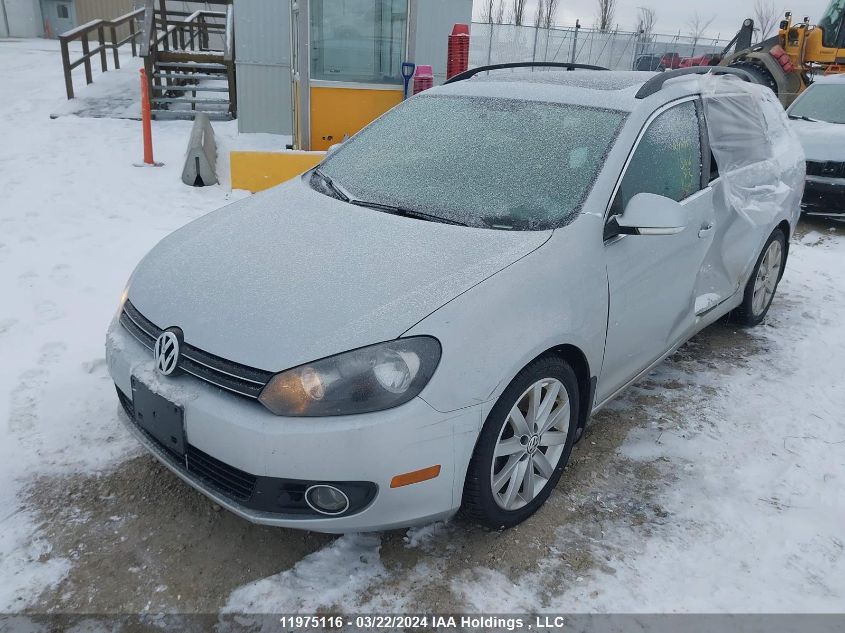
[
  {"x1": 115, "y1": 286, "x2": 129, "y2": 318},
  {"x1": 258, "y1": 337, "x2": 441, "y2": 417}
]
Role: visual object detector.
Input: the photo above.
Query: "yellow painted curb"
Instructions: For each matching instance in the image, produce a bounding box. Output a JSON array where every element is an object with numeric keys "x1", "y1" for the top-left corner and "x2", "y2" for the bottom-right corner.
[{"x1": 231, "y1": 150, "x2": 326, "y2": 192}]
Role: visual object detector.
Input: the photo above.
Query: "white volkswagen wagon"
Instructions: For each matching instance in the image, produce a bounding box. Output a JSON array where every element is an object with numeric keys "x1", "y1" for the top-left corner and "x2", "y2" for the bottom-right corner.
[{"x1": 106, "y1": 66, "x2": 804, "y2": 532}]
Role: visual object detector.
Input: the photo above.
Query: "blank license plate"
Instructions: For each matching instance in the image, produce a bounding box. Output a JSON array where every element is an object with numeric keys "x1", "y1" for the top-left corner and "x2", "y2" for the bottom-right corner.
[{"x1": 131, "y1": 377, "x2": 186, "y2": 456}]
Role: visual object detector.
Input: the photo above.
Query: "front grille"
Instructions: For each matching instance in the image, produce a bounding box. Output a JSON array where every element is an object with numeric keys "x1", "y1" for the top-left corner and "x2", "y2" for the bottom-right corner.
[
  {"x1": 806, "y1": 160, "x2": 845, "y2": 179},
  {"x1": 119, "y1": 300, "x2": 273, "y2": 399},
  {"x1": 186, "y1": 445, "x2": 257, "y2": 500}
]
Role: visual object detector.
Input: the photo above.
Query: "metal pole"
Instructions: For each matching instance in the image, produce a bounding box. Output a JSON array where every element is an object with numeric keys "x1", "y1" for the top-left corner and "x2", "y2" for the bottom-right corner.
[
  {"x1": 140, "y1": 68, "x2": 155, "y2": 165},
  {"x1": 531, "y1": 24, "x2": 539, "y2": 65},
  {"x1": 570, "y1": 20, "x2": 580, "y2": 64},
  {"x1": 486, "y1": 21, "x2": 493, "y2": 66}
]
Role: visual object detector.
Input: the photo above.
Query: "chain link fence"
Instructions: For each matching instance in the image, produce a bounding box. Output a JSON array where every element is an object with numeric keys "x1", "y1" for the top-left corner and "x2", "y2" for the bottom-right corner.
[{"x1": 470, "y1": 22, "x2": 733, "y2": 71}]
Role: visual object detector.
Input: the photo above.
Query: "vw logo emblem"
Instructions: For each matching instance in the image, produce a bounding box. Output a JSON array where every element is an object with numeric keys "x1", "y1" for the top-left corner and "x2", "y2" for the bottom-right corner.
[
  {"x1": 154, "y1": 330, "x2": 181, "y2": 376},
  {"x1": 527, "y1": 435, "x2": 540, "y2": 454}
]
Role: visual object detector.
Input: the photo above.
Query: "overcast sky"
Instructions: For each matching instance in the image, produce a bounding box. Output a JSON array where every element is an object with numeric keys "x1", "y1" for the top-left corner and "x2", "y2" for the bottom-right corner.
[{"x1": 472, "y1": 0, "x2": 832, "y2": 40}]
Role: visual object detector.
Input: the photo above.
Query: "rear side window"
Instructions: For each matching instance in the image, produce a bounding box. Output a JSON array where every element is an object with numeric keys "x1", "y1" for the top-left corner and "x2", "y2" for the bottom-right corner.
[{"x1": 610, "y1": 101, "x2": 703, "y2": 214}]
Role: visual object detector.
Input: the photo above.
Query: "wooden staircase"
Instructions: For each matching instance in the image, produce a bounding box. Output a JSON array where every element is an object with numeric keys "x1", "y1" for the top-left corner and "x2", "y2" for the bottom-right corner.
[{"x1": 139, "y1": 0, "x2": 236, "y2": 121}]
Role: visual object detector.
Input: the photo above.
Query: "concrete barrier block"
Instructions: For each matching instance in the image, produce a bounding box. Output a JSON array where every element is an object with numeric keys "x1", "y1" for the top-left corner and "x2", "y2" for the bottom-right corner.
[{"x1": 182, "y1": 113, "x2": 218, "y2": 186}]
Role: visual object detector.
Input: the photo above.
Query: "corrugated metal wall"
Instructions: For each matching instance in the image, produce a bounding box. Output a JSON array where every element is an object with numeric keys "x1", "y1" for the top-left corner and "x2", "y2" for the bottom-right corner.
[
  {"x1": 75, "y1": 0, "x2": 137, "y2": 40},
  {"x1": 233, "y1": 0, "x2": 292, "y2": 135},
  {"x1": 75, "y1": 0, "x2": 135, "y2": 24}
]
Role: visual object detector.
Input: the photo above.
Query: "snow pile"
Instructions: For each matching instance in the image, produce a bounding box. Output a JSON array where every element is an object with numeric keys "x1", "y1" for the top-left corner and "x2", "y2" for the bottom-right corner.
[{"x1": 223, "y1": 534, "x2": 386, "y2": 613}]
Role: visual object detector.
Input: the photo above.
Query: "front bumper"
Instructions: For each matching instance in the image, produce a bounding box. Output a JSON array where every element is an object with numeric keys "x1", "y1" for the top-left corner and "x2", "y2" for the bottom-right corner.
[
  {"x1": 802, "y1": 177, "x2": 845, "y2": 217},
  {"x1": 106, "y1": 318, "x2": 482, "y2": 533}
]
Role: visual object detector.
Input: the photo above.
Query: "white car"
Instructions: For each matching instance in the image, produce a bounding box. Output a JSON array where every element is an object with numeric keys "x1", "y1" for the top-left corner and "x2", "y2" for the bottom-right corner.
[
  {"x1": 787, "y1": 74, "x2": 845, "y2": 217},
  {"x1": 106, "y1": 66, "x2": 804, "y2": 532}
]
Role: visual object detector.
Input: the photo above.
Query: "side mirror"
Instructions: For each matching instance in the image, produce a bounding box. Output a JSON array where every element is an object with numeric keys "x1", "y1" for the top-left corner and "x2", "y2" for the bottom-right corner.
[
  {"x1": 326, "y1": 135, "x2": 350, "y2": 156},
  {"x1": 606, "y1": 192, "x2": 689, "y2": 239}
]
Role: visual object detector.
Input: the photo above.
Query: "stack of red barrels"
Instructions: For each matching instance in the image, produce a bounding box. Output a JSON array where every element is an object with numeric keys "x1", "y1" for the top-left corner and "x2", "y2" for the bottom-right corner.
[{"x1": 446, "y1": 23, "x2": 470, "y2": 80}]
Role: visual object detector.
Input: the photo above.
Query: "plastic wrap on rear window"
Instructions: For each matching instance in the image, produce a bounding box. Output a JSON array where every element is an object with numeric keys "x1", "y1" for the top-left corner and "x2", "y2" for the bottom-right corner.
[{"x1": 699, "y1": 74, "x2": 805, "y2": 226}]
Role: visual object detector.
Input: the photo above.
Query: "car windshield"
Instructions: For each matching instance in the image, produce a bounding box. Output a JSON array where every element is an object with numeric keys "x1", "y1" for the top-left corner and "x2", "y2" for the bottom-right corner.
[
  {"x1": 819, "y1": 0, "x2": 845, "y2": 48},
  {"x1": 789, "y1": 84, "x2": 845, "y2": 124},
  {"x1": 315, "y1": 95, "x2": 627, "y2": 230}
]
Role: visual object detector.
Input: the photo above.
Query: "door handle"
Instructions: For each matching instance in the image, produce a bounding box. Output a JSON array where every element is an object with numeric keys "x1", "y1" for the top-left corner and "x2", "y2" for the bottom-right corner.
[{"x1": 698, "y1": 222, "x2": 714, "y2": 238}]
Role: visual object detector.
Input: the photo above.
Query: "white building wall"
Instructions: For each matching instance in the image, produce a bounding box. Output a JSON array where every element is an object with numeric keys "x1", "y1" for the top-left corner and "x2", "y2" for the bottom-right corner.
[{"x1": 1, "y1": 0, "x2": 45, "y2": 38}]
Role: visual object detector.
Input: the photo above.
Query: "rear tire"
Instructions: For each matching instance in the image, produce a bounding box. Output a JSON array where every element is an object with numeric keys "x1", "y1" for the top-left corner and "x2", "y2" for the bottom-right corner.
[
  {"x1": 732, "y1": 228, "x2": 787, "y2": 326},
  {"x1": 461, "y1": 356, "x2": 579, "y2": 529}
]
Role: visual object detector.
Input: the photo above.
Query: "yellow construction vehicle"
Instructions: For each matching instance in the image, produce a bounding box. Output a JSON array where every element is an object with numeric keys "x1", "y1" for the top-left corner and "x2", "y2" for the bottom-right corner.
[{"x1": 720, "y1": 0, "x2": 845, "y2": 106}]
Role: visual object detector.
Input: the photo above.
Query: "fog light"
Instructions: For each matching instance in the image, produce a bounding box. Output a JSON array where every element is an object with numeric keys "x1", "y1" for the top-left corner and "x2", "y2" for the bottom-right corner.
[{"x1": 305, "y1": 485, "x2": 350, "y2": 516}]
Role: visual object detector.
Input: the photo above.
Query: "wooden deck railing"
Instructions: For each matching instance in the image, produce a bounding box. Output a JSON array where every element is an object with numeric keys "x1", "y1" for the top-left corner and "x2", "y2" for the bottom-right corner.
[{"x1": 59, "y1": 8, "x2": 144, "y2": 100}]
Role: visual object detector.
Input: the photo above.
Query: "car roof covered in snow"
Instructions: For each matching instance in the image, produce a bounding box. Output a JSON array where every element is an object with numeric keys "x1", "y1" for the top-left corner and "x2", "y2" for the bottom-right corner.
[
  {"x1": 807, "y1": 73, "x2": 845, "y2": 85},
  {"x1": 429, "y1": 70, "x2": 697, "y2": 112}
]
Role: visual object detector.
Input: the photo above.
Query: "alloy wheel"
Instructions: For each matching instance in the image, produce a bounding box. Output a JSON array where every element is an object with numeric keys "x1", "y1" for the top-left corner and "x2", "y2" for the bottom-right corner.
[
  {"x1": 490, "y1": 378, "x2": 570, "y2": 511},
  {"x1": 752, "y1": 240, "x2": 782, "y2": 317}
]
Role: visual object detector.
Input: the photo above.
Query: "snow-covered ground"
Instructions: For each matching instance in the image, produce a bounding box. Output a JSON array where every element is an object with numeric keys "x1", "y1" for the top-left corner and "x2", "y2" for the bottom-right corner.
[
  {"x1": 1, "y1": 38, "x2": 844, "y2": 617},
  {"x1": 0, "y1": 38, "x2": 248, "y2": 609}
]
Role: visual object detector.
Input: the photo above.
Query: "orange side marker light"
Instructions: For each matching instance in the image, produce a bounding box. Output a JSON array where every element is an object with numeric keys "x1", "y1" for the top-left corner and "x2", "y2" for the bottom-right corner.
[{"x1": 390, "y1": 465, "x2": 441, "y2": 489}]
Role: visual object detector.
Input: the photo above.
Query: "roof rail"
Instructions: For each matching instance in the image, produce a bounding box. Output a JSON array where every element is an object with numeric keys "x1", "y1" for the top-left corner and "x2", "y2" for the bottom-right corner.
[
  {"x1": 444, "y1": 62, "x2": 609, "y2": 85},
  {"x1": 635, "y1": 66, "x2": 759, "y2": 99}
]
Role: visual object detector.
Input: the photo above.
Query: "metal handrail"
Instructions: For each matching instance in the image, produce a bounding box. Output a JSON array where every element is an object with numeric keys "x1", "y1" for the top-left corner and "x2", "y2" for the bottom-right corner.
[{"x1": 59, "y1": 7, "x2": 144, "y2": 99}]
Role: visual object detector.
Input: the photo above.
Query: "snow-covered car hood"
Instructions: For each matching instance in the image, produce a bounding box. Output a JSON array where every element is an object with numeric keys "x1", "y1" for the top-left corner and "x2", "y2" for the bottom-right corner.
[
  {"x1": 789, "y1": 119, "x2": 845, "y2": 162},
  {"x1": 127, "y1": 177, "x2": 551, "y2": 372}
]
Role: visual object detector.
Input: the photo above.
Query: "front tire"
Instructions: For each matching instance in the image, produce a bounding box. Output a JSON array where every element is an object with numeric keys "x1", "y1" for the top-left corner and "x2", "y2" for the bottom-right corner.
[
  {"x1": 462, "y1": 356, "x2": 579, "y2": 529},
  {"x1": 732, "y1": 228, "x2": 787, "y2": 326},
  {"x1": 728, "y1": 60, "x2": 779, "y2": 95}
]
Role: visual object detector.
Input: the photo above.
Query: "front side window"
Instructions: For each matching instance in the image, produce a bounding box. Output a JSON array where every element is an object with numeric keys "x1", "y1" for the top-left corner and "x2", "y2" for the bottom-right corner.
[
  {"x1": 789, "y1": 83, "x2": 845, "y2": 124},
  {"x1": 57, "y1": 3, "x2": 69, "y2": 18},
  {"x1": 310, "y1": 0, "x2": 407, "y2": 84},
  {"x1": 316, "y1": 95, "x2": 627, "y2": 230},
  {"x1": 610, "y1": 101, "x2": 703, "y2": 215}
]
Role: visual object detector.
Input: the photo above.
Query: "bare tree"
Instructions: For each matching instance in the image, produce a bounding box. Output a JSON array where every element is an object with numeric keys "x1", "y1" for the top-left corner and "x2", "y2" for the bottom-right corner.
[
  {"x1": 480, "y1": 0, "x2": 495, "y2": 24},
  {"x1": 754, "y1": 0, "x2": 781, "y2": 41},
  {"x1": 512, "y1": 0, "x2": 528, "y2": 26},
  {"x1": 534, "y1": 0, "x2": 545, "y2": 28},
  {"x1": 544, "y1": 0, "x2": 560, "y2": 28},
  {"x1": 636, "y1": 6, "x2": 657, "y2": 40},
  {"x1": 494, "y1": 0, "x2": 506, "y2": 24},
  {"x1": 596, "y1": 0, "x2": 617, "y2": 32},
  {"x1": 687, "y1": 11, "x2": 716, "y2": 54}
]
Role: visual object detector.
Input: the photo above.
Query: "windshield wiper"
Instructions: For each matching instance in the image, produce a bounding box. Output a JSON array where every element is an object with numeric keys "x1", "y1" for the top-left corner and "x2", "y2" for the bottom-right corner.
[
  {"x1": 788, "y1": 114, "x2": 819, "y2": 122},
  {"x1": 313, "y1": 168, "x2": 351, "y2": 202},
  {"x1": 351, "y1": 200, "x2": 468, "y2": 226},
  {"x1": 312, "y1": 172, "x2": 467, "y2": 226}
]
